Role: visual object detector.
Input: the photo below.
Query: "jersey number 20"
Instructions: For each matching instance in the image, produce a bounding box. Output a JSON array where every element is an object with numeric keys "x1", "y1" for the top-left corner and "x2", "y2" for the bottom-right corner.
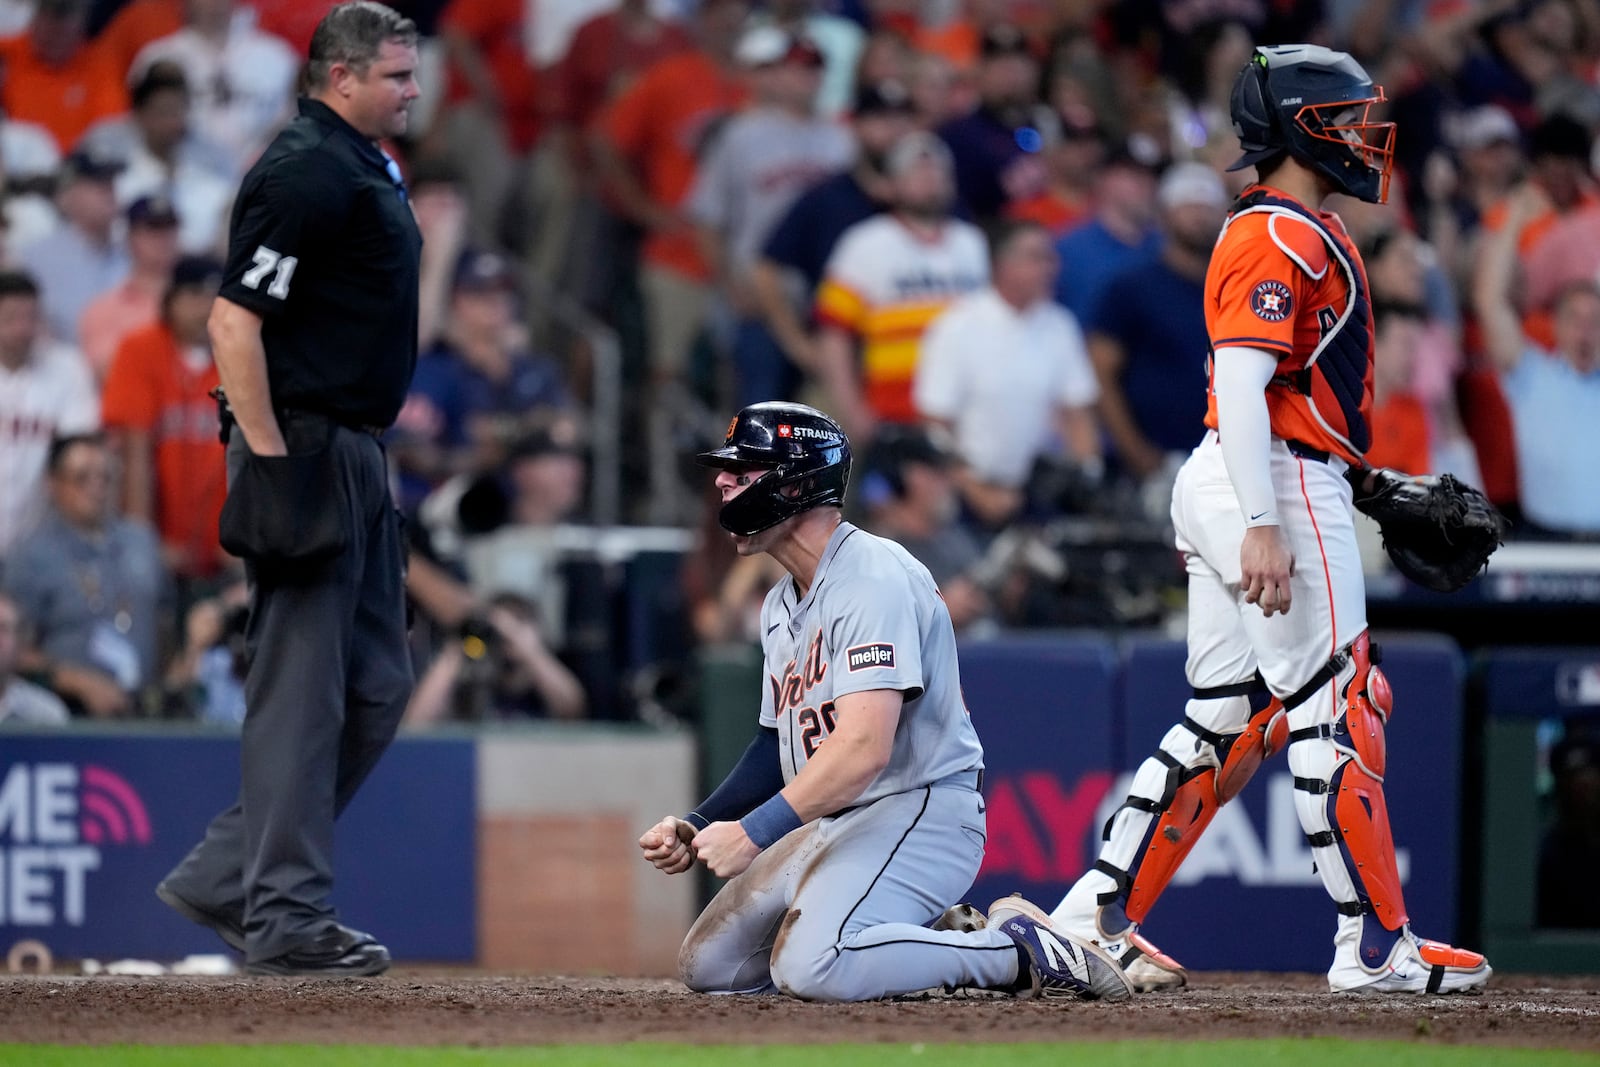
[{"x1": 797, "y1": 701, "x2": 837, "y2": 759}]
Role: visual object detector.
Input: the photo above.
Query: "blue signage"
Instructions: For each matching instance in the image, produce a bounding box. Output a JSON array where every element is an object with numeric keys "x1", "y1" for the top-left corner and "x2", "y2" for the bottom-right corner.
[{"x1": 0, "y1": 733, "x2": 475, "y2": 962}]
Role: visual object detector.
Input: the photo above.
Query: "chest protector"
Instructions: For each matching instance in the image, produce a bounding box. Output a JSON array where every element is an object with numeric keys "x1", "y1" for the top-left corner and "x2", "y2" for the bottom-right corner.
[{"x1": 1226, "y1": 189, "x2": 1373, "y2": 458}]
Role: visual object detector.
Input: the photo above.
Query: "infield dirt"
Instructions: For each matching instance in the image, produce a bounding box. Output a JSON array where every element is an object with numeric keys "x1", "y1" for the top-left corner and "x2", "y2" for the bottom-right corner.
[{"x1": 1, "y1": 972, "x2": 1597, "y2": 1048}]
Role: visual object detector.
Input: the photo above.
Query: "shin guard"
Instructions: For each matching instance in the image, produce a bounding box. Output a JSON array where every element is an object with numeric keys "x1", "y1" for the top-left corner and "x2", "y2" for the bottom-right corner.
[
  {"x1": 1078, "y1": 676, "x2": 1287, "y2": 931},
  {"x1": 1287, "y1": 633, "x2": 1410, "y2": 957}
]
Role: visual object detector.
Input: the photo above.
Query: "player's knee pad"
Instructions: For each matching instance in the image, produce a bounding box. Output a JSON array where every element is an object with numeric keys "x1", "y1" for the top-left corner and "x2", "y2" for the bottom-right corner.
[
  {"x1": 1096, "y1": 676, "x2": 1282, "y2": 927},
  {"x1": 1284, "y1": 632, "x2": 1409, "y2": 933}
]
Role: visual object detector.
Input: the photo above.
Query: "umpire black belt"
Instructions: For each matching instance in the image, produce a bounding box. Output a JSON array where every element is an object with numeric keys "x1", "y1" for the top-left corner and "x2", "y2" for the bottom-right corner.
[{"x1": 281, "y1": 408, "x2": 386, "y2": 438}]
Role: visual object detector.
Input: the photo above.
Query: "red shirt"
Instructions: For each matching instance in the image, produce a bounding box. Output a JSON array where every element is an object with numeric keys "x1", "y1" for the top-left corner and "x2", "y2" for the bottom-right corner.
[{"x1": 439, "y1": 0, "x2": 544, "y2": 153}]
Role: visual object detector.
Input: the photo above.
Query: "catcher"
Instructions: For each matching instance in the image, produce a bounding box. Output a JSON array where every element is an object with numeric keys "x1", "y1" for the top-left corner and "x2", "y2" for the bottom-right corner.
[{"x1": 1036, "y1": 46, "x2": 1498, "y2": 994}]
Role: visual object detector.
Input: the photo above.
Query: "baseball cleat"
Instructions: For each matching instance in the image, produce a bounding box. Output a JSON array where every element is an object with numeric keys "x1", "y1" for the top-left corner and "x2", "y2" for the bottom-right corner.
[
  {"x1": 931, "y1": 903, "x2": 987, "y2": 933},
  {"x1": 990, "y1": 896, "x2": 1134, "y2": 1002},
  {"x1": 1330, "y1": 926, "x2": 1491, "y2": 994},
  {"x1": 1050, "y1": 898, "x2": 1187, "y2": 992}
]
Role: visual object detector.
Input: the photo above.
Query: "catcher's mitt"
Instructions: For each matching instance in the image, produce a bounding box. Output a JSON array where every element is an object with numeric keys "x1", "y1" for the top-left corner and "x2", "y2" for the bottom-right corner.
[{"x1": 1347, "y1": 467, "x2": 1506, "y2": 593}]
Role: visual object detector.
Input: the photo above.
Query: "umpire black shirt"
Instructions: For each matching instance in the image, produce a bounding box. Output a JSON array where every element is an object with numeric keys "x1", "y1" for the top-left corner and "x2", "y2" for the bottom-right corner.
[{"x1": 219, "y1": 98, "x2": 422, "y2": 429}]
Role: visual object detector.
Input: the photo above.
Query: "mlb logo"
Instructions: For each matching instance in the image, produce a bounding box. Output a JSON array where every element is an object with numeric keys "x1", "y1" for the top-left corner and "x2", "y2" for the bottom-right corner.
[{"x1": 777, "y1": 424, "x2": 793, "y2": 438}]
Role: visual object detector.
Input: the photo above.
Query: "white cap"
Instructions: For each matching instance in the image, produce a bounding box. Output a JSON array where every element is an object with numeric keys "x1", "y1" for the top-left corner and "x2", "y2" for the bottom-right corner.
[
  {"x1": 885, "y1": 131, "x2": 954, "y2": 177},
  {"x1": 736, "y1": 25, "x2": 793, "y2": 68},
  {"x1": 1157, "y1": 161, "x2": 1227, "y2": 210},
  {"x1": 1450, "y1": 105, "x2": 1519, "y2": 151}
]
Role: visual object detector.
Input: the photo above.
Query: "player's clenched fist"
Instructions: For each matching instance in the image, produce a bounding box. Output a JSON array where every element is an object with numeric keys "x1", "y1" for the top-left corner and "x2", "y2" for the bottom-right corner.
[
  {"x1": 689, "y1": 821, "x2": 761, "y2": 880},
  {"x1": 639, "y1": 816, "x2": 696, "y2": 875}
]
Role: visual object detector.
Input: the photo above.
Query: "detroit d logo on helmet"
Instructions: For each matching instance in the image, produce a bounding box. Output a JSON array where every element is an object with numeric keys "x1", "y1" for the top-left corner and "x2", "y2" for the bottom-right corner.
[{"x1": 1250, "y1": 280, "x2": 1293, "y2": 322}]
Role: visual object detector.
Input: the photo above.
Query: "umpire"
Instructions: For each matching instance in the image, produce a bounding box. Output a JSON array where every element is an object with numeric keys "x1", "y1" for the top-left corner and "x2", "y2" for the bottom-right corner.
[{"x1": 157, "y1": 2, "x2": 422, "y2": 977}]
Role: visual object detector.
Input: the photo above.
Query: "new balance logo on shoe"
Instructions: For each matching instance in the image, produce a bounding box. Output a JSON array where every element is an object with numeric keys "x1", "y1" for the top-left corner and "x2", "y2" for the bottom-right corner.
[{"x1": 1037, "y1": 928, "x2": 1090, "y2": 985}]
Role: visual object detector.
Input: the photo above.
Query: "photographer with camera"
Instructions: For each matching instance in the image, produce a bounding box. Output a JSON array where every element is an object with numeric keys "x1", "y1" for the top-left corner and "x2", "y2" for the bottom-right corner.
[{"x1": 402, "y1": 591, "x2": 586, "y2": 726}]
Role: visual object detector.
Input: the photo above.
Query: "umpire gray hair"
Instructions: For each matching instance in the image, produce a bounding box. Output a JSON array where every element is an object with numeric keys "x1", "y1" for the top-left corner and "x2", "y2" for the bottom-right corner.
[{"x1": 304, "y1": 2, "x2": 418, "y2": 90}]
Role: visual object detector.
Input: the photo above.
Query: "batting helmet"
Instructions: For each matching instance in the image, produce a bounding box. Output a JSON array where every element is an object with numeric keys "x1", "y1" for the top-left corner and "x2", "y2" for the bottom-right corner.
[
  {"x1": 1227, "y1": 44, "x2": 1396, "y2": 204},
  {"x1": 696, "y1": 402, "x2": 852, "y2": 536}
]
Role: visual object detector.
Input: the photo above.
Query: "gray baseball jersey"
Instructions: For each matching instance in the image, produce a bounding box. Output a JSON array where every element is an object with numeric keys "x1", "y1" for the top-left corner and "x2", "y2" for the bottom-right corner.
[{"x1": 757, "y1": 522, "x2": 984, "y2": 802}]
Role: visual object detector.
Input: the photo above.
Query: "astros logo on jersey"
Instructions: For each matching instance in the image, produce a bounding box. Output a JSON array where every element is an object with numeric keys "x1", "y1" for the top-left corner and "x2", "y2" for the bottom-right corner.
[{"x1": 1250, "y1": 280, "x2": 1293, "y2": 323}]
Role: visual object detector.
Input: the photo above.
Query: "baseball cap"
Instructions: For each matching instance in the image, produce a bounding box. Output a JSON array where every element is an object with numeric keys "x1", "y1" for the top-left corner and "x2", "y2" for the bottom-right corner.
[
  {"x1": 853, "y1": 79, "x2": 916, "y2": 118},
  {"x1": 735, "y1": 25, "x2": 824, "y2": 69},
  {"x1": 170, "y1": 255, "x2": 222, "y2": 290},
  {"x1": 979, "y1": 23, "x2": 1033, "y2": 60},
  {"x1": 1157, "y1": 162, "x2": 1227, "y2": 210},
  {"x1": 453, "y1": 248, "x2": 516, "y2": 293},
  {"x1": 1449, "y1": 106, "x2": 1519, "y2": 151},
  {"x1": 884, "y1": 130, "x2": 954, "y2": 178},
  {"x1": 59, "y1": 147, "x2": 123, "y2": 185},
  {"x1": 127, "y1": 194, "x2": 180, "y2": 228},
  {"x1": 1529, "y1": 113, "x2": 1590, "y2": 161}
]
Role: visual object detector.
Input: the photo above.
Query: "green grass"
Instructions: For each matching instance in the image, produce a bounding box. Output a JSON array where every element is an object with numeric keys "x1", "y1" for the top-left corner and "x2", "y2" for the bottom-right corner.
[{"x1": 3, "y1": 1044, "x2": 1597, "y2": 1067}]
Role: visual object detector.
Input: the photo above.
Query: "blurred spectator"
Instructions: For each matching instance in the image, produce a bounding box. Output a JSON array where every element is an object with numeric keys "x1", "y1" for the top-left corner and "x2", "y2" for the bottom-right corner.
[
  {"x1": 592, "y1": 0, "x2": 749, "y2": 390},
  {"x1": 410, "y1": 160, "x2": 472, "y2": 352},
  {"x1": 504, "y1": 430, "x2": 588, "y2": 529},
  {"x1": 914, "y1": 218, "x2": 1099, "y2": 528},
  {"x1": 858, "y1": 426, "x2": 990, "y2": 632},
  {"x1": 93, "y1": 0, "x2": 183, "y2": 78},
  {"x1": 5, "y1": 434, "x2": 163, "y2": 717},
  {"x1": 1480, "y1": 114, "x2": 1597, "y2": 349},
  {"x1": 0, "y1": 270, "x2": 99, "y2": 558},
  {"x1": 1361, "y1": 227, "x2": 1482, "y2": 484},
  {"x1": 1087, "y1": 161, "x2": 1223, "y2": 487},
  {"x1": 746, "y1": 0, "x2": 866, "y2": 118},
  {"x1": 1474, "y1": 184, "x2": 1600, "y2": 538},
  {"x1": 688, "y1": 26, "x2": 855, "y2": 406},
  {"x1": 403, "y1": 591, "x2": 587, "y2": 724},
  {"x1": 1161, "y1": 20, "x2": 1255, "y2": 167},
  {"x1": 433, "y1": 0, "x2": 545, "y2": 251},
  {"x1": 390, "y1": 249, "x2": 575, "y2": 513},
  {"x1": 1003, "y1": 105, "x2": 1102, "y2": 237},
  {"x1": 0, "y1": 591, "x2": 70, "y2": 725},
  {"x1": 1537, "y1": 730, "x2": 1600, "y2": 929},
  {"x1": 161, "y1": 582, "x2": 249, "y2": 724},
  {"x1": 0, "y1": 0, "x2": 128, "y2": 154},
  {"x1": 1429, "y1": 104, "x2": 1523, "y2": 254},
  {"x1": 1365, "y1": 299, "x2": 1434, "y2": 478},
  {"x1": 936, "y1": 23, "x2": 1050, "y2": 221},
  {"x1": 82, "y1": 61, "x2": 235, "y2": 255},
  {"x1": 17, "y1": 148, "x2": 131, "y2": 346},
  {"x1": 752, "y1": 79, "x2": 918, "y2": 381},
  {"x1": 1052, "y1": 147, "x2": 1162, "y2": 324},
  {"x1": 551, "y1": 0, "x2": 693, "y2": 311},
  {"x1": 129, "y1": 0, "x2": 299, "y2": 178},
  {"x1": 814, "y1": 131, "x2": 988, "y2": 440},
  {"x1": 558, "y1": 0, "x2": 692, "y2": 145},
  {"x1": 78, "y1": 194, "x2": 181, "y2": 378},
  {"x1": 100, "y1": 255, "x2": 228, "y2": 581}
]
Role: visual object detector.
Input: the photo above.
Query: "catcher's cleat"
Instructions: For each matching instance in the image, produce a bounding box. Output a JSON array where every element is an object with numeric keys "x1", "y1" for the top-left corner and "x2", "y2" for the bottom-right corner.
[
  {"x1": 931, "y1": 903, "x2": 987, "y2": 933},
  {"x1": 1049, "y1": 896, "x2": 1188, "y2": 993},
  {"x1": 989, "y1": 896, "x2": 1133, "y2": 1002},
  {"x1": 1329, "y1": 923, "x2": 1491, "y2": 994}
]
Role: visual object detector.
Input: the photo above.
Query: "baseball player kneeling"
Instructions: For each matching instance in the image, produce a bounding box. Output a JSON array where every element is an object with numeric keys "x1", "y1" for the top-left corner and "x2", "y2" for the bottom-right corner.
[{"x1": 639, "y1": 401, "x2": 1131, "y2": 1003}]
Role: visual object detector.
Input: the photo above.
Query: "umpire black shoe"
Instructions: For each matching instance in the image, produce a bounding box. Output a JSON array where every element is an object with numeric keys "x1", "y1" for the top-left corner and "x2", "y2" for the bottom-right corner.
[
  {"x1": 156, "y1": 881, "x2": 247, "y2": 952},
  {"x1": 246, "y1": 926, "x2": 392, "y2": 977}
]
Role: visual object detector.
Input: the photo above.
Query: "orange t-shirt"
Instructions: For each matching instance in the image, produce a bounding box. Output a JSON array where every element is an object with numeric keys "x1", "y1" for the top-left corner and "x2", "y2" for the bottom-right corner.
[
  {"x1": 599, "y1": 51, "x2": 747, "y2": 280},
  {"x1": 100, "y1": 323, "x2": 227, "y2": 577},
  {"x1": 1480, "y1": 191, "x2": 1600, "y2": 349},
  {"x1": 1003, "y1": 191, "x2": 1089, "y2": 237},
  {"x1": 0, "y1": 34, "x2": 128, "y2": 152},
  {"x1": 1203, "y1": 188, "x2": 1374, "y2": 466},
  {"x1": 92, "y1": 0, "x2": 184, "y2": 79},
  {"x1": 1365, "y1": 392, "x2": 1430, "y2": 475}
]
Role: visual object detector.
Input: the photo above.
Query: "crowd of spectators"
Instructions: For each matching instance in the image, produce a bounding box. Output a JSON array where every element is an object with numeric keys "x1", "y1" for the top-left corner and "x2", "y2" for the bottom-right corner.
[{"x1": 5, "y1": 0, "x2": 1600, "y2": 728}]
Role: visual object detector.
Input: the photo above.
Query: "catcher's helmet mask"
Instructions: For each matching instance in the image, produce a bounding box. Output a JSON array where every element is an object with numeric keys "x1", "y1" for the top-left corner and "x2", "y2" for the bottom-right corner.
[
  {"x1": 697, "y1": 401, "x2": 853, "y2": 537},
  {"x1": 1228, "y1": 44, "x2": 1396, "y2": 204}
]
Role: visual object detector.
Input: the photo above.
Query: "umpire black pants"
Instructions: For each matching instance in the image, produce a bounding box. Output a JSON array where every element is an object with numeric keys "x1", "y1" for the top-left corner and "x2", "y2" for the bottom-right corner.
[{"x1": 163, "y1": 414, "x2": 413, "y2": 962}]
